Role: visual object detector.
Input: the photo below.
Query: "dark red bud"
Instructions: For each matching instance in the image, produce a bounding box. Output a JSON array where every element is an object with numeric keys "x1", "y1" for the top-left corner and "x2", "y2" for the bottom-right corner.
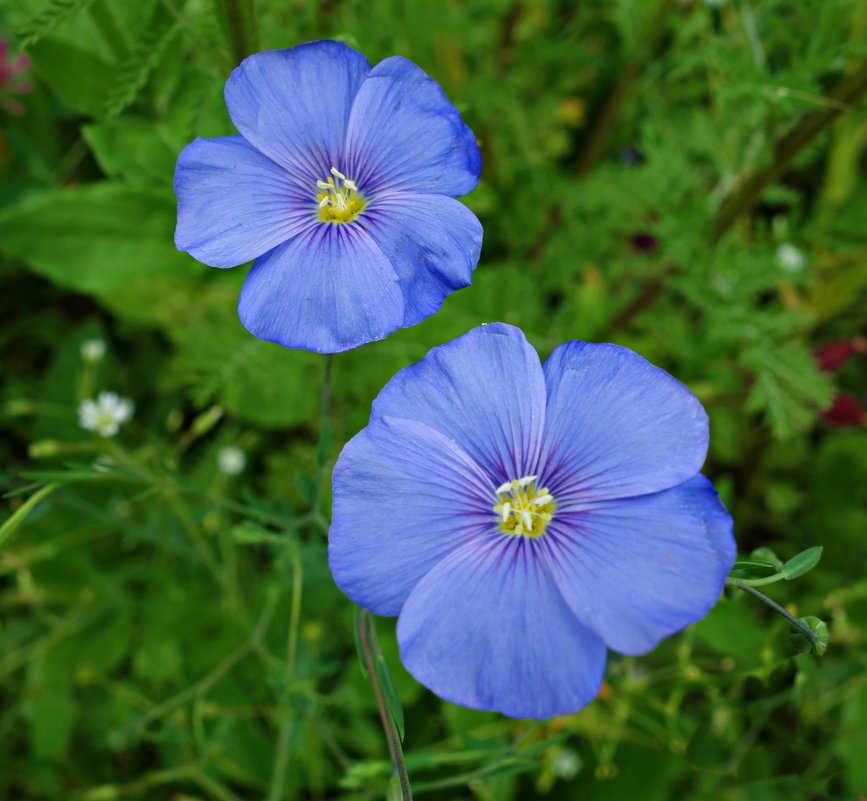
[
  {"x1": 813, "y1": 340, "x2": 858, "y2": 372},
  {"x1": 825, "y1": 393, "x2": 864, "y2": 427},
  {"x1": 630, "y1": 232, "x2": 658, "y2": 254}
]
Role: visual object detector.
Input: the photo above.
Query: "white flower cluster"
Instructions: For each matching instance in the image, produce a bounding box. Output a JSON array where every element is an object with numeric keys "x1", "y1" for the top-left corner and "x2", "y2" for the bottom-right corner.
[{"x1": 78, "y1": 392, "x2": 134, "y2": 437}]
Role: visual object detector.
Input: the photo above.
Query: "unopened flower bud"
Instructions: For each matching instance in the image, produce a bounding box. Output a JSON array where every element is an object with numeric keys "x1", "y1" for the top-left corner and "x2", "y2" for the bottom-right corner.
[{"x1": 217, "y1": 446, "x2": 246, "y2": 476}]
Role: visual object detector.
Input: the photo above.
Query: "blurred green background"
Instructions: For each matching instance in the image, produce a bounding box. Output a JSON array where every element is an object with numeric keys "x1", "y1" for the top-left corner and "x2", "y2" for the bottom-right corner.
[{"x1": 1, "y1": 0, "x2": 866, "y2": 799}]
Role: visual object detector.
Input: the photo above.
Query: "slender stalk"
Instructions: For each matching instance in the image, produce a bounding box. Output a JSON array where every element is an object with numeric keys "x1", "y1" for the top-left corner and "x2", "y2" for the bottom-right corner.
[
  {"x1": 0, "y1": 482, "x2": 61, "y2": 550},
  {"x1": 725, "y1": 577, "x2": 818, "y2": 642},
  {"x1": 313, "y1": 354, "x2": 334, "y2": 518},
  {"x1": 266, "y1": 542, "x2": 303, "y2": 801},
  {"x1": 267, "y1": 356, "x2": 331, "y2": 800},
  {"x1": 358, "y1": 610, "x2": 413, "y2": 801},
  {"x1": 220, "y1": 0, "x2": 259, "y2": 63}
]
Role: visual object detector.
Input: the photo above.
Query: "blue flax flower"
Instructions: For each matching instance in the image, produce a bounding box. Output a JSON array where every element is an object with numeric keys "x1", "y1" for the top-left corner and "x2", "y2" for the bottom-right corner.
[
  {"x1": 329, "y1": 324, "x2": 736, "y2": 718},
  {"x1": 174, "y1": 41, "x2": 482, "y2": 353}
]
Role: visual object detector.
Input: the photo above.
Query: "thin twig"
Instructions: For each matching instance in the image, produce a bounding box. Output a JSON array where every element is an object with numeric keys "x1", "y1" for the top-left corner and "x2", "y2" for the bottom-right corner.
[
  {"x1": 266, "y1": 543, "x2": 304, "y2": 801},
  {"x1": 359, "y1": 610, "x2": 413, "y2": 801},
  {"x1": 725, "y1": 578, "x2": 818, "y2": 642}
]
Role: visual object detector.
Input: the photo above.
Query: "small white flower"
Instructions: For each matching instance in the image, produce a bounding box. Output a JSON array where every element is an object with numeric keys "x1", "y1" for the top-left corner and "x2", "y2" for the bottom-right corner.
[
  {"x1": 80, "y1": 338, "x2": 107, "y2": 362},
  {"x1": 553, "y1": 748, "x2": 581, "y2": 780},
  {"x1": 776, "y1": 242, "x2": 806, "y2": 273},
  {"x1": 78, "y1": 392, "x2": 134, "y2": 437},
  {"x1": 217, "y1": 446, "x2": 246, "y2": 476}
]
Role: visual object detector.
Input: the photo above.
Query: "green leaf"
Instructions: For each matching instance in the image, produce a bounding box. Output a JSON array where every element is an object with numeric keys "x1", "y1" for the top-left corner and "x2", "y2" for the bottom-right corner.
[
  {"x1": 167, "y1": 300, "x2": 321, "y2": 429},
  {"x1": 82, "y1": 119, "x2": 177, "y2": 186},
  {"x1": 0, "y1": 183, "x2": 189, "y2": 313},
  {"x1": 0, "y1": 483, "x2": 61, "y2": 550},
  {"x1": 15, "y1": 0, "x2": 95, "y2": 48},
  {"x1": 781, "y1": 546, "x2": 823, "y2": 580},
  {"x1": 104, "y1": 5, "x2": 179, "y2": 117},
  {"x1": 741, "y1": 340, "x2": 834, "y2": 440},
  {"x1": 750, "y1": 546, "x2": 784, "y2": 570},
  {"x1": 231, "y1": 522, "x2": 292, "y2": 548},
  {"x1": 27, "y1": 38, "x2": 114, "y2": 116},
  {"x1": 375, "y1": 653, "x2": 405, "y2": 742},
  {"x1": 837, "y1": 683, "x2": 867, "y2": 795},
  {"x1": 21, "y1": 648, "x2": 78, "y2": 761},
  {"x1": 386, "y1": 775, "x2": 403, "y2": 801},
  {"x1": 729, "y1": 560, "x2": 782, "y2": 581}
]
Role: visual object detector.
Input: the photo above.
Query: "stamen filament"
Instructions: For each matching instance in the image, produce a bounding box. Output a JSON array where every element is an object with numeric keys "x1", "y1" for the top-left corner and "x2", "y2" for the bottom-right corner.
[
  {"x1": 316, "y1": 166, "x2": 365, "y2": 223},
  {"x1": 492, "y1": 475, "x2": 555, "y2": 539}
]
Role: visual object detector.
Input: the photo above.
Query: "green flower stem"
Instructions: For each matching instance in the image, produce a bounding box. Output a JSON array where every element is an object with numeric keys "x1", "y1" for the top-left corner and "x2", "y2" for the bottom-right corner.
[
  {"x1": 313, "y1": 354, "x2": 334, "y2": 517},
  {"x1": 215, "y1": 0, "x2": 259, "y2": 63},
  {"x1": 728, "y1": 573, "x2": 786, "y2": 588},
  {"x1": 358, "y1": 610, "x2": 413, "y2": 801},
  {"x1": 0, "y1": 482, "x2": 61, "y2": 550},
  {"x1": 725, "y1": 577, "x2": 818, "y2": 643},
  {"x1": 267, "y1": 355, "x2": 332, "y2": 800},
  {"x1": 266, "y1": 543, "x2": 303, "y2": 801}
]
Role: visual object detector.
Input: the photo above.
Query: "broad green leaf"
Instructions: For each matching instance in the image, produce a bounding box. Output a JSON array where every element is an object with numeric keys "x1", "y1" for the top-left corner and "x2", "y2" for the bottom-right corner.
[
  {"x1": 728, "y1": 560, "x2": 781, "y2": 581},
  {"x1": 781, "y1": 546, "x2": 823, "y2": 580},
  {"x1": 82, "y1": 119, "x2": 177, "y2": 186},
  {"x1": 750, "y1": 546, "x2": 784, "y2": 570},
  {"x1": 27, "y1": 37, "x2": 114, "y2": 116},
  {"x1": 386, "y1": 775, "x2": 403, "y2": 801},
  {"x1": 0, "y1": 182, "x2": 190, "y2": 300},
  {"x1": 838, "y1": 683, "x2": 867, "y2": 795},
  {"x1": 15, "y1": 0, "x2": 96, "y2": 48},
  {"x1": 166, "y1": 300, "x2": 321, "y2": 428}
]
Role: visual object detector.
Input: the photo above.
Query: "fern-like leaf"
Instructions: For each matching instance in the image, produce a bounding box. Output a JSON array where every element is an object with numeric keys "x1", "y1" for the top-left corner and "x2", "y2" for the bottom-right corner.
[
  {"x1": 103, "y1": 8, "x2": 179, "y2": 118},
  {"x1": 15, "y1": 0, "x2": 96, "y2": 48}
]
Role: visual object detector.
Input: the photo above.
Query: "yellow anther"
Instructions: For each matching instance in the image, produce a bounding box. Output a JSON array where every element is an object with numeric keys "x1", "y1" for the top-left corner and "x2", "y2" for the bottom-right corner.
[
  {"x1": 492, "y1": 476, "x2": 555, "y2": 539},
  {"x1": 316, "y1": 166, "x2": 365, "y2": 223}
]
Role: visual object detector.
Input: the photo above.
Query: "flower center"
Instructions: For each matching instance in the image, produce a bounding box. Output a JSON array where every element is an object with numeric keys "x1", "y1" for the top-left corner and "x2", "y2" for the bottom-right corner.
[
  {"x1": 316, "y1": 166, "x2": 365, "y2": 223},
  {"x1": 492, "y1": 475, "x2": 555, "y2": 539}
]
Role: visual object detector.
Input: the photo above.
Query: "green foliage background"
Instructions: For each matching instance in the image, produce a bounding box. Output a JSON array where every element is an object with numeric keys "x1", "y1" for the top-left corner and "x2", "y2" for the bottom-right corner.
[{"x1": 1, "y1": 0, "x2": 867, "y2": 798}]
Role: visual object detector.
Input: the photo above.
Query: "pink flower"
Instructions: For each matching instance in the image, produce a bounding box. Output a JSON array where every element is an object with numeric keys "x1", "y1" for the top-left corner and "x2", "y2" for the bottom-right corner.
[{"x1": 0, "y1": 38, "x2": 34, "y2": 116}]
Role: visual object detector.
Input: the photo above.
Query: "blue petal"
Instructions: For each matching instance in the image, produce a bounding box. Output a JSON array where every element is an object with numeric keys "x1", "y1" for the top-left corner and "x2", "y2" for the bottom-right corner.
[
  {"x1": 174, "y1": 136, "x2": 314, "y2": 268},
  {"x1": 545, "y1": 475, "x2": 736, "y2": 655},
  {"x1": 372, "y1": 324, "x2": 546, "y2": 481},
  {"x1": 237, "y1": 224, "x2": 404, "y2": 353},
  {"x1": 344, "y1": 56, "x2": 481, "y2": 197},
  {"x1": 224, "y1": 41, "x2": 371, "y2": 181},
  {"x1": 397, "y1": 536, "x2": 607, "y2": 718},
  {"x1": 361, "y1": 193, "x2": 482, "y2": 326},
  {"x1": 330, "y1": 415, "x2": 495, "y2": 616},
  {"x1": 540, "y1": 342, "x2": 709, "y2": 504}
]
